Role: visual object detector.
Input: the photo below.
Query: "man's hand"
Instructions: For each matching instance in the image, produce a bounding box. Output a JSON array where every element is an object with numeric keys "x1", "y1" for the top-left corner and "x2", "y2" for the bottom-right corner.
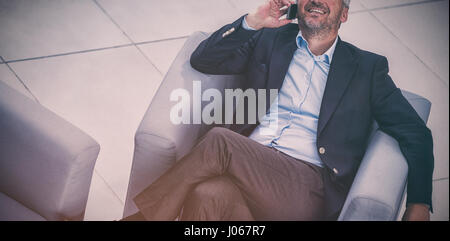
[
  {"x1": 402, "y1": 204, "x2": 430, "y2": 221},
  {"x1": 246, "y1": 0, "x2": 296, "y2": 30}
]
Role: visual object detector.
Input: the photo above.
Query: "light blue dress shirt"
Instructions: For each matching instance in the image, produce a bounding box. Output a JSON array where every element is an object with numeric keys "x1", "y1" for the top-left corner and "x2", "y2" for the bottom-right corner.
[{"x1": 243, "y1": 18, "x2": 338, "y2": 167}]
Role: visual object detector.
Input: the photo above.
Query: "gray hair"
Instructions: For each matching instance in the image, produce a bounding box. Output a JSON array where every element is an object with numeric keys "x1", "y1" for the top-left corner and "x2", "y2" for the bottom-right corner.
[{"x1": 343, "y1": 0, "x2": 351, "y2": 8}]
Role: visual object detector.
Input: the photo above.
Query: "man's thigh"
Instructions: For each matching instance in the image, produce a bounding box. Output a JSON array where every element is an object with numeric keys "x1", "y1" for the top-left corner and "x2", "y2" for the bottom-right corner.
[{"x1": 204, "y1": 127, "x2": 325, "y2": 220}]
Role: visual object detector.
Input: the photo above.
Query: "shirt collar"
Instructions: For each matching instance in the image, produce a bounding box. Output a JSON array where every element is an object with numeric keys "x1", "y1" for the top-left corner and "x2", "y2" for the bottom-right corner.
[{"x1": 296, "y1": 31, "x2": 338, "y2": 64}]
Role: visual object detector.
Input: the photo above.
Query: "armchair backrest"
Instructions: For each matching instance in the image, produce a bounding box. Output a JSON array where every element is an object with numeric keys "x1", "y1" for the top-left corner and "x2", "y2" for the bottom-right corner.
[{"x1": 136, "y1": 32, "x2": 246, "y2": 160}]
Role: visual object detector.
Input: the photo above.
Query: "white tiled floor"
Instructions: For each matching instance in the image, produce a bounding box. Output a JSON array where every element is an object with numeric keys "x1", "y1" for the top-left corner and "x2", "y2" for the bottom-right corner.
[
  {"x1": 0, "y1": 64, "x2": 35, "y2": 100},
  {"x1": 372, "y1": 0, "x2": 449, "y2": 83},
  {"x1": 431, "y1": 178, "x2": 449, "y2": 221},
  {"x1": 138, "y1": 38, "x2": 188, "y2": 75},
  {"x1": 95, "y1": 0, "x2": 241, "y2": 43},
  {"x1": 347, "y1": 0, "x2": 367, "y2": 12},
  {"x1": 0, "y1": 0, "x2": 130, "y2": 61},
  {"x1": 84, "y1": 171, "x2": 124, "y2": 221},
  {"x1": 360, "y1": 0, "x2": 437, "y2": 9},
  {"x1": 0, "y1": 0, "x2": 448, "y2": 221}
]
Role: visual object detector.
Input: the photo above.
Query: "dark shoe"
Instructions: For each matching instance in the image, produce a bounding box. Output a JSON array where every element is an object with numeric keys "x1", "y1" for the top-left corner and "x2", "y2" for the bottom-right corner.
[{"x1": 120, "y1": 211, "x2": 146, "y2": 221}]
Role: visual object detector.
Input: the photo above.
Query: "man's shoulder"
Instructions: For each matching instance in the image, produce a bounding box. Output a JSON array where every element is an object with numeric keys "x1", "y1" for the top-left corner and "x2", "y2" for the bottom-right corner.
[{"x1": 339, "y1": 39, "x2": 387, "y2": 64}]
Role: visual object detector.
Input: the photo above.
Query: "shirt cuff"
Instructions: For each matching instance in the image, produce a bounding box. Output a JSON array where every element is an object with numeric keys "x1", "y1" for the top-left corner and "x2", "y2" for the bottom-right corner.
[{"x1": 242, "y1": 16, "x2": 257, "y2": 31}]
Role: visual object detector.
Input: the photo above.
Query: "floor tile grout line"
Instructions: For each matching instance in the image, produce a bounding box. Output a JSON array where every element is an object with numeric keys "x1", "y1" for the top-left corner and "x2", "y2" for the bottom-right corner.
[
  {"x1": 3, "y1": 36, "x2": 190, "y2": 64},
  {"x1": 3, "y1": 43, "x2": 134, "y2": 64},
  {"x1": 134, "y1": 44, "x2": 163, "y2": 75},
  {"x1": 367, "y1": 10, "x2": 449, "y2": 88},
  {"x1": 0, "y1": 56, "x2": 41, "y2": 104},
  {"x1": 433, "y1": 177, "x2": 449, "y2": 182},
  {"x1": 350, "y1": 0, "x2": 445, "y2": 14},
  {"x1": 134, "y1": 35, "x2": 190, "y2": 46},
  {"x1": 94, "y1": 169, "x2": 125, "y2": 205},
  {"x1": 92, "y1": 0, "x2": 163, "y2": 76}
]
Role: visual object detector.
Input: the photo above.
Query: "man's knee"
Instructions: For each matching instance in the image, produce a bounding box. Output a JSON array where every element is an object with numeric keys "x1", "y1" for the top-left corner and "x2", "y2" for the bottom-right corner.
[
  {"x1": 190, "y1": 176, "x2": 240, "y2": 202},
  {"x1": 182, "y1": 176, "x2": 251, "y2": 221},
  {"x1": 205, "y1": 127, "x2": 234, "y2": 141}
]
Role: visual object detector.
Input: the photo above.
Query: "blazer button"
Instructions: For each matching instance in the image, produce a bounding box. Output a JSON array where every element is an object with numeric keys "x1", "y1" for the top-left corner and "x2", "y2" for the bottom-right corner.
[
  {"x1": 319, "y1": 147, "x2": 326, "y2": 155},
  {"x1": 333, "y1": 168, "x2": 339, "y2": 175},
  {"x1": 222, "y1": 27, "x2": 235, "y2": 38}
]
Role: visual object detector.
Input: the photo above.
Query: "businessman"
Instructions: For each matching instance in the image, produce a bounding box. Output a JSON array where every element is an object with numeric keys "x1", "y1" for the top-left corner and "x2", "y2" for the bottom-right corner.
[{"x1": 124, "y1": 0, "x2": 434, "y2": 221}]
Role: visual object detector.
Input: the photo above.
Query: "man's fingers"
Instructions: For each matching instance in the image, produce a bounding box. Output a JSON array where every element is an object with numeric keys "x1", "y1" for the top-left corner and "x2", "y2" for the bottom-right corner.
[
  {"x1": 279, "y1": 6, "x2": 289, "y2": 15},
  {"x1": 274, "y1": 18, "x2": 293, "y2": 28},
  {"x1": 273, "y1": 0, "x2": 293, "y2": 17},
  {"x1": 279, "y1": 5, "x2": 289, "y2": 11},
  {"x1": 278, "y1": 0, "x2": 296, "y2": 15},
  {"x1": 280, "y1": 0, "x2": 296, "y2": 8},
  {"x1": 281, "y1": 0, "x2": 295, "y2": 6},
  {"x1": 273, "y1": 0, "x2": 293, "y2": 8}
]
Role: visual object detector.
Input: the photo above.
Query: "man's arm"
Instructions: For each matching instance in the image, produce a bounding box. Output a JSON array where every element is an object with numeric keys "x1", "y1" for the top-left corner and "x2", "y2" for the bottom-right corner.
[
  {"x1": 190, "y1": 15, "x2": 261, "y2": 75},
  {"x1": 190, "y1": 0, "x2": 294, "y2": 75},
  {"x1": 370, "y1": 56, "x2": 434, "y2": 221}
]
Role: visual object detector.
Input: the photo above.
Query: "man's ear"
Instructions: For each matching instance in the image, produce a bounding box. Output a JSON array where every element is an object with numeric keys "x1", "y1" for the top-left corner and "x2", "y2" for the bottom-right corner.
[{"x1": 340, "y1": 7, "x2": 349, "y2": 23}]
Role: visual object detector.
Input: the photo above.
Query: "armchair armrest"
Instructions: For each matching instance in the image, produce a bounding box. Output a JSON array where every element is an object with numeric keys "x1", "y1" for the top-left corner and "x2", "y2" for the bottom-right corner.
[
  {"x1": 338, "y1": 90, "x2": 431, "y2": 221},
  {"x1": 0, "y1": 81, "x2": 100, "y2": 220}
]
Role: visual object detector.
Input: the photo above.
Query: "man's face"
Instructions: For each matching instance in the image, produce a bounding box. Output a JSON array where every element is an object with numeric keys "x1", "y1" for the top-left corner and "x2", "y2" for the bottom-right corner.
[{"x1": 297, "y1": 0, "x2": 348, "y2": 33}]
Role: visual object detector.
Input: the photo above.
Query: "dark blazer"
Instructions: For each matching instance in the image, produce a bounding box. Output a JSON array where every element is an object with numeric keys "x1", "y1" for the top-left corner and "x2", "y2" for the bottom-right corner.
[{"x1": 190, "y1": 15, "x2": 434, "y2": 219}]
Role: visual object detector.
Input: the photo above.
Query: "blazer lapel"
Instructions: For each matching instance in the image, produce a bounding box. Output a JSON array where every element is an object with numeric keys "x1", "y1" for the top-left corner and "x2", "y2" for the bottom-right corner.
[
  {"x1": 317, "y1": 38, "x2": 358, "y2": 136},
  {"x1": 266, "y1": 25, "x2": 299, "y2": 108}
]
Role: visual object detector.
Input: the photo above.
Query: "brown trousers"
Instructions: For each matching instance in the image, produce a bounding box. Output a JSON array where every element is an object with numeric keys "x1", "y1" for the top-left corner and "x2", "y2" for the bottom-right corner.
[{"x1": 133, "y1": 127, "x2": 326, "y2": 221}]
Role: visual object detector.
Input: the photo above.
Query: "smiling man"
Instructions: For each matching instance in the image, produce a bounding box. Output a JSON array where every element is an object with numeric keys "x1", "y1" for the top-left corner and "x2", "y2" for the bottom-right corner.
[{"x1": 124, "y1": 0, "x2": 434, "y2": 221}]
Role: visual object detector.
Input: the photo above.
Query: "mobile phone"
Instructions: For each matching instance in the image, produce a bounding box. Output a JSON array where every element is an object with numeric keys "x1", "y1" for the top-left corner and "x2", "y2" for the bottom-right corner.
[{"x1": 286, "y1": 4, "x2": 298, "y2": 20}]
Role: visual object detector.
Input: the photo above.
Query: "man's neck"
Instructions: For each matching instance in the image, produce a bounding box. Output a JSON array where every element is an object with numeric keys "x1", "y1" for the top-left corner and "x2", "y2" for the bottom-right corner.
[{"x1": 300, "y1": 28, "x2": 338, "y2": 56}]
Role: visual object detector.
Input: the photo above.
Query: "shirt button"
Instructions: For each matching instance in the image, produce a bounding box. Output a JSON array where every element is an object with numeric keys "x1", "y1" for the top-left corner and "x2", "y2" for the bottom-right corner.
[
  {"x1": 333, "y1": 168, "x2": 339, "y2": 175},
  {"x1": 319, "y1": 147, "x2": 326, "y2": 155}
]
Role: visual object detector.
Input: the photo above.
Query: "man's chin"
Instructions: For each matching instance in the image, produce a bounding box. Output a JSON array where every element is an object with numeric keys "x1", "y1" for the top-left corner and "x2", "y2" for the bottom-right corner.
[
  {"x1": 303, "y1": 21, "x2": 324, "y2": 30},
  {"x1": 300, "y1": 16, "x2": 323, "y2": 27}
]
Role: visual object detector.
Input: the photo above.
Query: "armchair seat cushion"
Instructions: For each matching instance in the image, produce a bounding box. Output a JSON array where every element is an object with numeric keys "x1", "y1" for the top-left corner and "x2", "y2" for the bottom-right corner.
[{"x1": 0, "y1": 192, "x2": 46, "y2": 221}]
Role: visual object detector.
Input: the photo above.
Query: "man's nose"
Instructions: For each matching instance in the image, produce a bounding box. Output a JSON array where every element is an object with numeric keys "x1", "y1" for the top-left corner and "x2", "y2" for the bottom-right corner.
[
  {"x1": 300, "y1": 0, "x2": 324, "y2": 6},
  {"x1": 310, "y1": 0, "x2": 327, "y2": 7}
]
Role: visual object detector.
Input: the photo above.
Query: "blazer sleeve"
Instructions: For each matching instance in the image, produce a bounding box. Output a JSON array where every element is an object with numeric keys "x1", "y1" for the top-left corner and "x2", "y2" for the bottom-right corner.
[
  {"x1": 370, "y1": 56, "x2": 434, "y2": 211},
  {"x1": 190, "y1": 15, "x2": 263, "y2": 75}
]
